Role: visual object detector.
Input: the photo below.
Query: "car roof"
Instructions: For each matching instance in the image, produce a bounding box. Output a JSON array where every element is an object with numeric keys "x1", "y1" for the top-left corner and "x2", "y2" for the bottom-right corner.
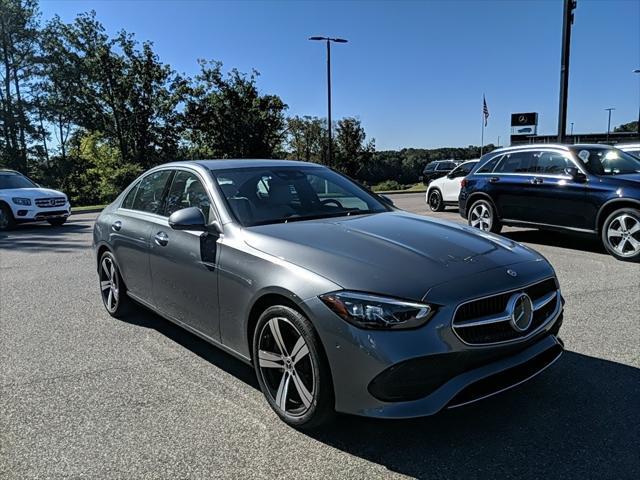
[
  {"x1": 618, "y1": 143, "x2": 640, "y2": 150},
  {"x1": 174, "y1": 159, "x2": 322, "y2": 171},
  {"x1": 486, "y1": 143, "x2": 618, "y2": 155}
]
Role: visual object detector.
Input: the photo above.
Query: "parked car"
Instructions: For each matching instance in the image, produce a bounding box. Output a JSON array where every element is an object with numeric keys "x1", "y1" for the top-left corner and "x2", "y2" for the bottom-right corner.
[
  {"x1": 94, "y1": 159, "x2": 564, "y2": 428},
  {"x1": 426, "y1": 160, "x2": 479, "y2": 211},
  {"x1": 0, "y1": 169, "x2": 70, "y2": 231},
  {"x1": 619, "y1": 143, "x2": 640, "y2": 158},
  {"x1": 460, "y1": 144, "x2": 640, "y2": 261},
  {"x1": 422, "y1": 160, "x2": 458, "y2": 185}
]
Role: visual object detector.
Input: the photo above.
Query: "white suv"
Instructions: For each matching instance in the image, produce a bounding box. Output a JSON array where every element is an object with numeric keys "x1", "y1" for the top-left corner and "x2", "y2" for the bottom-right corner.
[
  {"x1": 0, "y1": 169, "x2": 71, "y2": 230},
  {"x1": 425, "y1": 160, "x2": 478, "y2": 212}
]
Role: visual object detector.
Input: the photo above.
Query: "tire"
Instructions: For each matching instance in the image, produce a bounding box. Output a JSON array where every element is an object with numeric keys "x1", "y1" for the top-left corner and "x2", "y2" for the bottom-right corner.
[
  {"x1": 98, "y1": 251, "x2": 134, "y2": 318},
  {"x1": 468, "y1": 198, "x2": 502, "y2": 234},
  {"x1": 601, "y1": 208, "x2": 640, "y2": 262},
  {"x1": 0, "y1": 203, "x2": 16, "y2": 231},
  {"x1": 47, "y1": 217, "x2": 67, "y2": 227},
  {"x1": 428, "y1": 189, "x2": 445, "y2": 212},
  {"x1": 253, "y1": 305, "x2": 334, "y2": 429}
]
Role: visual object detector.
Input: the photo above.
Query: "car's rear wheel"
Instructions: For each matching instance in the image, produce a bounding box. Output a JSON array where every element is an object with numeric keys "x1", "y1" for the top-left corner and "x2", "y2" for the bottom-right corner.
[
  {"x1": 253, "y1": 305, "x2": 334, "y2": 429},
  {"x1": 468, "y1": 199, "x2": 502, "y2": 233},
  {"x1": 47, "y1": 217, "x2": 67, "y2": 227},
  {"x1": 99, "y1": 251, "x2": 133, "y2": 317},
  {"x1": 428, "y1": 189, "x2": 444, "y2": 212},
  {"x1": 601, "y1": 208, "x2": 640, "y2": 262},
  {"x1": 0, "y1": 203, "x2": 16, "y2": 231}
]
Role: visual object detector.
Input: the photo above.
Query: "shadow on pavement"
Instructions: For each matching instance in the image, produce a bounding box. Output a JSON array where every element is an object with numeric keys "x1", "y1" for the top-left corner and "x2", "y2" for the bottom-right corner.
[
  {"x1": 0, "y1": 220, "x2": 92, "y2": 253},
  {"x1": 122, "y1": 307, "x2": 640, "y2": 479}
]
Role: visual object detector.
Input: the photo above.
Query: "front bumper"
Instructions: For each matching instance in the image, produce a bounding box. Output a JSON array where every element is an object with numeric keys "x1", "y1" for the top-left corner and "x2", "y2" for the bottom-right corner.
[
  {"x1": 303, "y1": 263, "x2": 564, "y2": 419},
  {"x1": 12, "y1": 203, "x2": 70, "y2": 222}
]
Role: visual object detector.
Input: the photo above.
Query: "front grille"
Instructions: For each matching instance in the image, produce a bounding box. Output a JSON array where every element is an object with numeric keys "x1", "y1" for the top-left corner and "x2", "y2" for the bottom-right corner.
[
  {"x1": 35, "y1": 197, "x2": 66, "y2": 208},
  {"x1": 453, "y1": 278, "x2": 559, "y2": 345}
]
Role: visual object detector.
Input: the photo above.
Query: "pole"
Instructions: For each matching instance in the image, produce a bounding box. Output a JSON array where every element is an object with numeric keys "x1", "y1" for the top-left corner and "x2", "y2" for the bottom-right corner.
[
  {"x1": 326, "y1": 40, "x2": 332, "y2": 167},
  {"x1": 497, "y1": 135, "x2": 500, "y2": 148},
  {"x1": 557, "y1": 0, "x2": 576, "y2": 143},
  {"x1": 635, "y1": 70, "x2": 640, "y2": 137},
  {"x1": 605, "y1": 108, "x2": 614, "y2": 142},
  {"x1": 570, "y1": 122, "x2": 574, "y2": 135},
  {"x1": 481, "y1": 111, "x2": 485, "y2": 156}
]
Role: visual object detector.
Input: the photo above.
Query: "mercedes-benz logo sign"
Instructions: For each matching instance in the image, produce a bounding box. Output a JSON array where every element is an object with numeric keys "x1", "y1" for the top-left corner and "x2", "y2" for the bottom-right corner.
[
  {"x1": 518, "y1": 115, "x2": 527, "y2": 124},
  {"x1": 508, "y1": 293, "x2": 533, "y2": 332}
]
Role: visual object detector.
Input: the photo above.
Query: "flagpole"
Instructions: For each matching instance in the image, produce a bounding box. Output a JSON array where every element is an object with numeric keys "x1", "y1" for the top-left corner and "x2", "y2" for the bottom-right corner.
[{"x1": 481, "y1": 108, "x2": 485, "y2": 156}]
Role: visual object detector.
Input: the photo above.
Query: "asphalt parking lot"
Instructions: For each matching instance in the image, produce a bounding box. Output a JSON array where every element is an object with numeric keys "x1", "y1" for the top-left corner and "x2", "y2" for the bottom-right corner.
[{"x1": 1, "y1": 192, "x2": 639, "y2": 479}]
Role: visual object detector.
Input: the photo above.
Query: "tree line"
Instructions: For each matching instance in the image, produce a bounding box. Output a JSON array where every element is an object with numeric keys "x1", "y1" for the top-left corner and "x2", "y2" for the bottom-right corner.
[{"x1": 1, "y1": 0, "x2": 488, "y2": 205}]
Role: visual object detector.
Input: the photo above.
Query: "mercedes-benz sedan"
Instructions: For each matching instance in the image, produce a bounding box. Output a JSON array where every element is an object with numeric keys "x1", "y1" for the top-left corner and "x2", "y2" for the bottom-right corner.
[{"x1": 93, "y1": 159, "x2": 564, "y2": 428}]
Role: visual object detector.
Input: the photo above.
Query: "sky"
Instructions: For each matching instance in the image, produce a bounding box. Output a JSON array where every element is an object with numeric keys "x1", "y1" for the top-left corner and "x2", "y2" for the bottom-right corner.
[{"x1": 38, "y1": 0, "x2": 640, "y2": 151}]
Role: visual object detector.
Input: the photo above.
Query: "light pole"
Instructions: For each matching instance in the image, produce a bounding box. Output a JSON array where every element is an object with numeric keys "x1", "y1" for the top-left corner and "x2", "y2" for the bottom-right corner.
[
  {"x1": 634, "y1": 69, "x2": 640, "y2": 137},
  {"x1": 309, "y1": 36, "x2": 348, "y2": 167},
  {"x1": 605, "y1": 108, "x2": 615, "y2": 142},
  {"x1": 570, "y1": 122, "x2": 574, "y2": 135}
]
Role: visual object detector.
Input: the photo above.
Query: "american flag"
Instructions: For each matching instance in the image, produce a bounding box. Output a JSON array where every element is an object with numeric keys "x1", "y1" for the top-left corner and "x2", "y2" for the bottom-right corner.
[{"x1": 483, "y1": 95, "x2": 489, "y2": 127}]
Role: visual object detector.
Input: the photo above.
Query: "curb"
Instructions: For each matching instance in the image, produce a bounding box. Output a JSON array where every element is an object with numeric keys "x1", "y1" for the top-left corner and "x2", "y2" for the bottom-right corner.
[
  {"x1": 376, "y1": 189, "x2": 426, "y2": 195},
  {"x1": 71, "y1": 207, "x2": 104, "y2": 215}
]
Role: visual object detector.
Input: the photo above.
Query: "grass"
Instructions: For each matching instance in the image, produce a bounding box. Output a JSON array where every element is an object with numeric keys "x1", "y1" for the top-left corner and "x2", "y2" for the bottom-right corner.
[
  {"x1": 373, "y1": 182, "x2": 426, "y2": 194},
  {"x1": 71, "y1": 204, "x2": 106, "y2": 212}
]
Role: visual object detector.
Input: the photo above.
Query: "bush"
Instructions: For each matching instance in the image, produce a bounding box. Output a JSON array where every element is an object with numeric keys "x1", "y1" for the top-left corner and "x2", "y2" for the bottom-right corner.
[{"x1": 373, "y1": 180, "x2": 405, "y2": 192}]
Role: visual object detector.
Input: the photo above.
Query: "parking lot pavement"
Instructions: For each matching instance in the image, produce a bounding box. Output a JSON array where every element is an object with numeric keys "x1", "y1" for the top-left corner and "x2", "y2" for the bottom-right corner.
[{"x1": 1, "y1": 201, "x2": 639, "y2": 480}]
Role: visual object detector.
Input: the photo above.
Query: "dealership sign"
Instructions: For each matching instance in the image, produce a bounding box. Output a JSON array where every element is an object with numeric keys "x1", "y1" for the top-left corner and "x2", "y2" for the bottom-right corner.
[{"x1": 511, "y1": 112, "x2": 538, "y2": 136}]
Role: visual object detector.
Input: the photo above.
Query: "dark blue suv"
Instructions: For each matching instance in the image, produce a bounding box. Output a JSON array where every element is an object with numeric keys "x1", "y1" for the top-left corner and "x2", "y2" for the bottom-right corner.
[{"x1": 459, "y1": 144, "x2": 640, "y2": 262}]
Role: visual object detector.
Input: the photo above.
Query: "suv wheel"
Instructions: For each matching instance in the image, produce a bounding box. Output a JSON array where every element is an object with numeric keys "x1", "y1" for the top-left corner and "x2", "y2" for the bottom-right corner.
[
  {"x1": 253, "y1": 305, "x2": 334, "y2": 429},
  {"x1": 99, "y1": 251, "x2": 134, "y2": 317},
  {"x1": 601, "y1": 208, "x2": 640, "y2": 262},
  {"x1": 468, "y1": 199, "x2": 502, "y2": 233},
  {"x1": 428, "y1": 189, "x2": 445, "y2": 212},
  {"x1": 0, "y1": 203, "x2": 16, "y2": 231}
]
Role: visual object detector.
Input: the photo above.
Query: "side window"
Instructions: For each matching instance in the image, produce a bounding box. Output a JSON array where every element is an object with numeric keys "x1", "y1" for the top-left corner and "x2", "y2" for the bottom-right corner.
[
  {"x1": 532, "y1": 151, "x2": 573, "y2": 175},
  {"x1": 495, "y1": 152, "x2": 535, "y2": 173},
  {"x1": 131, "y1": 170, "x2": 172, "y2": 215},
  {"x1": 425, "y1": 164, "x2": 436, "y2": 172},
  {"x1": 164, "y1": 170, "x2": 212, "y2": 221},
  {"x1": 121, "y1": 180, "x2": 140, "y2": 209},
  {"x1": 477, "y1": 155, "x2": 502, "y2": 173}
]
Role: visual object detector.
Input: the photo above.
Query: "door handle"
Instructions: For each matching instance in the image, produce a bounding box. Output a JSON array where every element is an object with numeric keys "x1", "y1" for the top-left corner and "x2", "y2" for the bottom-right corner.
[
  {"x1": 154, "y1": 231, "x2": 169, "y2": 246},
  {"x1": 489, "y1": 177, "x2": 500, "y2": 183},
  {"x1": 111, "y1": 220, "x2": 122, "y2": 231},
  {"x1": 530, "y1": 177, "x2": 544, "y2": 185}
]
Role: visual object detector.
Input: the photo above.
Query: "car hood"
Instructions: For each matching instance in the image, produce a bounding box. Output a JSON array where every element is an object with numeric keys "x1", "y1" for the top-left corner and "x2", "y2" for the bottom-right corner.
[
  {"x1": 0, "y1": 187, "x2": 66, "y2": 198},
  {"x1": 242, "y1": 211, "x2": 546, "y2": 301}
]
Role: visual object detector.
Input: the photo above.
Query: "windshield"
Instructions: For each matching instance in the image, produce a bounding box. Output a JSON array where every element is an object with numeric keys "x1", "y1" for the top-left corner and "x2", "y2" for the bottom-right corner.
[
  {"x1": 572, "y1": 147, "x2": 640, "y2": 176},
  {"x1": 0, "y1": 172, "x2": 37, "y2": 189},
  {"x1": 210, "y1": 165, "x2": 389, "y2": 226}
]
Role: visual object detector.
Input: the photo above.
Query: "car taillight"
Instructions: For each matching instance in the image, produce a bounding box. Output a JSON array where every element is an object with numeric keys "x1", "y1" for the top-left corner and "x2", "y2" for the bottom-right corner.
[{"x1": 460, "y1": 178, "x2": 468, "y2": 188}]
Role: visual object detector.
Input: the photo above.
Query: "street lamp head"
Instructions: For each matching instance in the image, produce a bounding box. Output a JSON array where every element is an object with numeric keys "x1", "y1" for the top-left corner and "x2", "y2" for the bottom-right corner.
[
  {"x1": 332, "y1": 38, "x2": 348, "y2": 43},
  {"x1": 634, "y1": 69, "x2": 640, "y2": 74},
  {"x1": 309, "y1": 36, "x2": 326, "y2": 41}
]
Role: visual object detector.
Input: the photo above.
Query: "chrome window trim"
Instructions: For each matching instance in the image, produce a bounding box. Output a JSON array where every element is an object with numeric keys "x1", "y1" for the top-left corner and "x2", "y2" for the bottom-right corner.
[{"x1": 474, "y1": 148, "x2": 588, "y2": 176}]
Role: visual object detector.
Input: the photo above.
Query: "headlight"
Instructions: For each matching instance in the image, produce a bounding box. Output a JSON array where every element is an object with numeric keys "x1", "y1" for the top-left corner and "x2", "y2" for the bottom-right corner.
[
  {"x1": 12, "y1": 197, "x2": 31, "y2": 206},
  {"x1": 319, "y1": 291, "x2": 435, "y2": 330}
]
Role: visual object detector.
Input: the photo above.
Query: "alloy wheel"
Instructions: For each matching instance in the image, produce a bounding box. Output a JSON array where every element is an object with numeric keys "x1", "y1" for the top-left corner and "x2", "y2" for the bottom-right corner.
[
  {"x1": 257, "y1": 317, "x2": 315, "y2": 417},
  {"x1": 470, "y1": 202, "x2": 492, "y2": 231},
  {"x1": 100, "y1": 256, "x2": 120, "y2": 312},
  {"x1": 429, "y1": 191, "x2": 441, "y2": 211},
  {"x1": 606, "y1": 213, "x2": 640, "y2": 258}
]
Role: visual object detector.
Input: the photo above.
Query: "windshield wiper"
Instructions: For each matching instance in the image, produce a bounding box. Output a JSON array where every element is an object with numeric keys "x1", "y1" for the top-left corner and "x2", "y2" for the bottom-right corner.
[{"x1": 249, "y1": 210, "x2": 378, "y2": 226}]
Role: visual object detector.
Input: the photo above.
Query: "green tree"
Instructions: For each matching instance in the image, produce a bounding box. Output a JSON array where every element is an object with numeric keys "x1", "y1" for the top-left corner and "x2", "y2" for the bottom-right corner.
[
  {"x1": 286, "y1": 115, "x2": 328, "y2": 163},
  {"x1": 333, "y1": 117, "x2": 375, "y2": 178},
  {"x1": 182, "y1": 60, "x2": 288, "y2": 159},
  {"x1": 614, "y1": 121, "x2": 639, "y2": 133}
]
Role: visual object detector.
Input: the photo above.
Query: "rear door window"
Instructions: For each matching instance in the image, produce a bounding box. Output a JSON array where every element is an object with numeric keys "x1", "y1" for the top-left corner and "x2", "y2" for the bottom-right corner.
[
  {"x1": 495, "y1": 152, "x2": 536, "y2": 173},
  {"x1": 131, "y1": 170, "x2": 173, "y2": 215}
]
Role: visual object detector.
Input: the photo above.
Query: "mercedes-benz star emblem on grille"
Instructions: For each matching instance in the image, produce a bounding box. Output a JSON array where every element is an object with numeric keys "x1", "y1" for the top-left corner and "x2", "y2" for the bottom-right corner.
[
  {"x1": 508, "y1": 293, "x2": 533, "y2": 332},
  {"x1": 506, "y1": 269, "x2": 517, "y2": 277}
]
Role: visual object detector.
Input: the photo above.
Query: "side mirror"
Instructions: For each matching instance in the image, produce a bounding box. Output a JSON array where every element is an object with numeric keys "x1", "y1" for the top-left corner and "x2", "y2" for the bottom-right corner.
[
  {"x1": 564, "y1": 167, "x2": 587, "y2": 183},
  {"x1": 380, "y1": 194, "x2": 395, "y2": 207},
  {"x1": 168, "y1": 207, "x2": 206, "y2": 231}
]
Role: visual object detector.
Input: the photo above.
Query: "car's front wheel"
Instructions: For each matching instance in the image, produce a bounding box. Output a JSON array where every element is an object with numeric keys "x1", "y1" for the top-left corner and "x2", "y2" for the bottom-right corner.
[
  {"x1": 99, "y1": 251, "x2": 134, "y2": 317},
  {"x1": 253, "y1": 305, "x2": 334, "y2": 429},
  {"x1": 468, "y1": 199, "x2": 502, "y2": 233},
  {"x1": 0, "y1": 203, "x2": 16, "y2": 231},
  {"x1": 428, "y1": 189, "x2": 444, "y2": 212},
  {"x1": 601, "y1": 208, "x2": 640, "y2": 262}
]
